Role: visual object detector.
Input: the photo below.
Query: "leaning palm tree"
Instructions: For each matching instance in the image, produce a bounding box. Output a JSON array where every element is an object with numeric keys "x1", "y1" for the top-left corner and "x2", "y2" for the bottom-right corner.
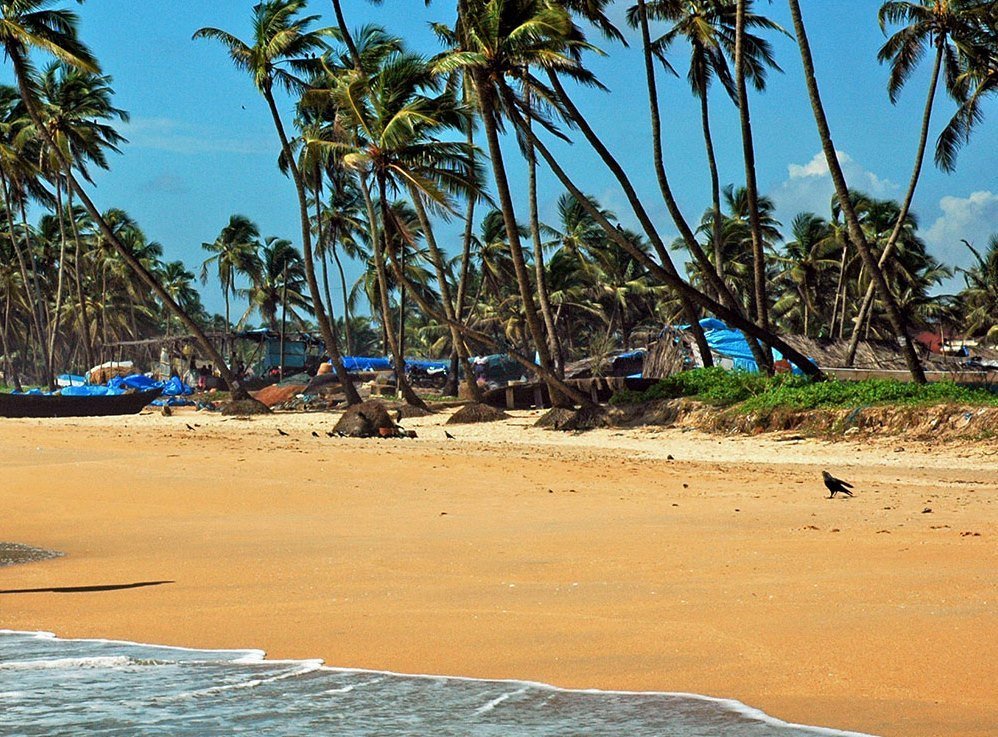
[
  {"x1": 843, "y1": 0, "x2": 988, "y2": 365},
  {"x1": 0, "y1": 0, "x2": 254, "y2": 397},
  {"x1": 194, "y1": 0, "x2": 362, "y2": 405},
  {"x1": 786, "y1": 0, "x2": 926, "y2": 382}
]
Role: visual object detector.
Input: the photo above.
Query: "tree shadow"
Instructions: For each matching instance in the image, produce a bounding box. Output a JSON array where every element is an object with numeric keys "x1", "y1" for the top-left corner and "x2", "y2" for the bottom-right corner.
[{"x1": 0, "y1": 580, "x2": 174, "y2": 595}]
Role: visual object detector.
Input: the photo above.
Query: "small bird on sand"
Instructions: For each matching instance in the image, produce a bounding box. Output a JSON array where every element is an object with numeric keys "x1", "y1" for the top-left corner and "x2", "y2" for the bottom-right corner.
[
  {"x1": 185, "y1": 423, "x2": 195, "y2": 431},
  {"x1": 444, "y1": 431, "x2": 455, "y2": 440},
  {"x1": 277, "y1": 428, "x2": 289, "y2": 437},
  {"x1": 822, "y1": 471, "x2": 854, "y2": 498},
  {"x1": 311, "y1": 431, "x2": 319, "y2": 438}
]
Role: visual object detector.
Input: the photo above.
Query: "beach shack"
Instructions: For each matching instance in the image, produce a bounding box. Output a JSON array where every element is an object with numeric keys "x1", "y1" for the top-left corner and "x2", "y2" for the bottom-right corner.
[{"x1": 233, "y1": 329, "x2": 325, "y2": 377}]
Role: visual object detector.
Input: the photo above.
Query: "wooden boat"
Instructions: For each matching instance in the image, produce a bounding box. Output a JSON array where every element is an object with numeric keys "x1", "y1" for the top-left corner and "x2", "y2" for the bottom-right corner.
[{"x1": 0, "y1": 388, "x2": 161, "y2": 418}]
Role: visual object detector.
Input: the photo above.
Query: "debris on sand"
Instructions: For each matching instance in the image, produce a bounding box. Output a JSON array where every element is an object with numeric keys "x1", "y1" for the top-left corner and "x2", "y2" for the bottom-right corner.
[
  {"x1": 535, "y1": 405, "x2": 610, "y2": 432},
  {"x1": 397, "y1": 403, "x2": 435, "y2": 419},
  {"x1": 222, "y1": 399, "x2": 272, "y2": 416},
  {"x1": 446, "y1": 402, "x2": 510, "y2": 425},
  {"x1": 333, "y1": 400, "x2": 396, "y2": 437}
]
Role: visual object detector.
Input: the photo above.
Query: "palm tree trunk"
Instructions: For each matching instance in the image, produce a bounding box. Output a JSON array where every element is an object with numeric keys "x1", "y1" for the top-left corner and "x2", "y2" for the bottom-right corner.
[
  {"x1": 1, "y1": 289, "x2": 22, "y2": 392},
  {"x1": 845, "y1": 43, "x2": 944, "y2": 366},
  {"x1": 454, "y1": 126, "x2": 484, "y2": 401},
  {"x1": 261, "y1": 85, "x2": 361, "y2": 404},
  {"x1": 525, "y1": 108, "x2": 564, "y2": 376},
  {"x1": 313, "y1": 169, "x2": 338, "y2": 326},
  {"x1": 787, "y1": 0, "x2": 925, "y2": 383},
  {"x1": 699, "y1": 89, "x2": 725, "y2": 288},
  {"x1": 0, "y1": 171, "x2": 49, "y2": 384},
  {"x1": 830, "y1": 244, "x2": 848, "y2": 338},
  {"x1": 329, "y1": 0, "x2": 361, "y2": 68},
  {"x1": 66, "y1": 187, "x2": 95, "y2": 370},
  {"x1": 473, "y1": 76, "x2": 570, "y2": 407},
  {"x1": 330, "y1": 240, "x2": 353, "y2": 354},
  {"x1": 735, "y1": 0, "x2": 772, "y2": 363},
  {"x1": 409, "y1": 191, "x2": 479, "y2": 402},
  {"x1": 47, "y1": 177, "x2": 70, "y2": 376},
  {"x1": 506, "y1": 97, "x2": 826, "y2": 380},
  {"x1": 374, "y1": 175, "x2": 428, "y2": 410},
  {"x1": 10, "y1": 56, "x2": 256, "y2": 401}
]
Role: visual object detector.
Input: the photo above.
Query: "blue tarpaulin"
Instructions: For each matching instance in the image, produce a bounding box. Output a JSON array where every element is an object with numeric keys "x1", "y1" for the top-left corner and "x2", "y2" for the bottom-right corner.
[
  {"x1": 341, "y1": 356, "x2": 392, "y2": 372},
  {"x1": 694, "y1": 318, "x2": 805, "y2": 374}
]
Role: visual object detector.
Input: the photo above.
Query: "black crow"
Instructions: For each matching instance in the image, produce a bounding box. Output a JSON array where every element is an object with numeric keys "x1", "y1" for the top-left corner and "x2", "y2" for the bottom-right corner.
[
  {"x1": 277, "y1": 428, "x2": 289, "y2": 437},
  {"x1": 185, "y1": 423, "x2": 195, "y2": 431},
  {"x1": 444, "y1": 431, "x2": 455, "y2": 440},
  {"x1": 822, "y1": 471, "x2": 854, "y2": 498},
  {"x1": 311, "y1": 431, "x2": 319, "y2": 438}
]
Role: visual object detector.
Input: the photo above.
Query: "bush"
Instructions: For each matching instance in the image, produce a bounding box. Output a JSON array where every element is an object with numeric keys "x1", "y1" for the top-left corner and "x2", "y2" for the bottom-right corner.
[{"x1": 611, "y1": 368, "x2": 998, "y2": 411}]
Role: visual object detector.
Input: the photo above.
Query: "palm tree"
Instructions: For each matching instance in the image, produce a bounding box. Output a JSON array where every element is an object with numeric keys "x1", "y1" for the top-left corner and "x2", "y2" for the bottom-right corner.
[
  {"x1": 1, "y1": 0, "x2": 253, "y2": 397},
  {"x1": 651, "y1": 0, "x2": 784, "y2": 289},
  {"x1": 200, "y1": 214, "x2": 262, "y2": 334},
  {"x1": 958, "y1": 235, "x2": 998, "y2": 342},
  {"x1": 937, "y1": 9, "x2": 997, "y2": 170},
  {"x1": 239, "y1": 237, "x2": 310, "y2": 330},
  {"x1": 160, "y1": 261, "x2": 201, "y2": 337},
  {"x1": 195, "y1": 0, "x2": 362, "y2": 405},
  {"x1": 843, "y1": 0, "x2": 988, "y2": 364},
  {"x1": 786, "y1": 0, "x2": 926, "y2": 383}
]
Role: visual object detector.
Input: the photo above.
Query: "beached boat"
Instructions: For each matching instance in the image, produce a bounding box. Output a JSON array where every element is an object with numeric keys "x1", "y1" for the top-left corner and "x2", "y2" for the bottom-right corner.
[{"x1": 0, "y1": 388, "x2": 161, "y2": 419}]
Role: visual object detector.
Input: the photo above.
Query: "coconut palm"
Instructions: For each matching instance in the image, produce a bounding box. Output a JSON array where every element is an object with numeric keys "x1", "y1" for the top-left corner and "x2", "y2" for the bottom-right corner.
[
  {"x1": 195, "y1": 0, "x2": 362, "y2": 405},
  {"x1": 239, "y1": 237, "x2": 311, "y2": 330},
  {"x1": 1, "y1": 0, "x2": 252, "y2": 397},
  {"x1": 651, "y1": 0, "x2": 784, "y2": 288},
  {"x1": 200, "y1": 215, "x2": 262, "y2": 334},
  {"x1": 958, "y1": 234, "x2": 998, "y2": 342},
  {"x1": 841, "y1": 0, "x2": 988, "y2": 364},
  {"x1": 787, "y1": 0, "x2": 926, "y2": 382}
]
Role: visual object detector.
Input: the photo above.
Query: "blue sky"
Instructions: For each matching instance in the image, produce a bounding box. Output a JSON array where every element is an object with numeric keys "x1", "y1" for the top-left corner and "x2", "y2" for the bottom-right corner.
[{"x1": 11, "y1": 1, "x2": 997, "y2": 319}]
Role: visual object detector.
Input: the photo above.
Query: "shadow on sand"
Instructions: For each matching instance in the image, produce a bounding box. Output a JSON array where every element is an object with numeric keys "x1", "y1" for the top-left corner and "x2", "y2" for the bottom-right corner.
[{"x1": 0, "y1": 580, "x2": 174, "y2": 595}]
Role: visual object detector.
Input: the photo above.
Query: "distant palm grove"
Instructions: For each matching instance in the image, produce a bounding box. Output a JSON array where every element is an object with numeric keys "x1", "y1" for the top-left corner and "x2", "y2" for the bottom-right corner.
[{"x1": 0, "y1": 0, "x2": 995, "y2": 406}]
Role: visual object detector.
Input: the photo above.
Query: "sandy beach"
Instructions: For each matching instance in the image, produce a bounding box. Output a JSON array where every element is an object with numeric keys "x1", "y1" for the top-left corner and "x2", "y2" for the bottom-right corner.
[{"x1": 0, "y1": 408, "x2": 995, "y2": 736}]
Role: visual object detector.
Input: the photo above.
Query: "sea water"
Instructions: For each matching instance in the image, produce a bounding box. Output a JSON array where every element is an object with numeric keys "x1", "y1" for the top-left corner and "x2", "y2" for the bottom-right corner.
[{"x1": 0, "y1": 630, "x2": 875, "y2": 737}]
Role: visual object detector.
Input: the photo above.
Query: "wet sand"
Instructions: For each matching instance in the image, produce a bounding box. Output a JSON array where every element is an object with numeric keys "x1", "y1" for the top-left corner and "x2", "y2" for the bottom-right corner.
[{"x1": 0, "y1": 408, "x2": 995, "y2": 736}]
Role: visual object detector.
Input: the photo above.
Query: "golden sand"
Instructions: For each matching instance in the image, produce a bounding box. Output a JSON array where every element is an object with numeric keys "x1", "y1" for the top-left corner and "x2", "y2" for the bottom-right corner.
[{"x1": 0, "y1": 408, "x2": 995, "y2": 736}]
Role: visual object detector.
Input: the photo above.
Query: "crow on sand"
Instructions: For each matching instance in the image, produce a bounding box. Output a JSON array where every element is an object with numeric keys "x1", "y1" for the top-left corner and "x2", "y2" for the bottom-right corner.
[
  {"x1": 822, "y1": 471, "x2": 854, "y2": 498},
  {"x1": 277, "y1": 428, "x2": 289, "y2": 437},
  {"x1": 444, "y1": 431, "x2": 455, "y2": 440}
]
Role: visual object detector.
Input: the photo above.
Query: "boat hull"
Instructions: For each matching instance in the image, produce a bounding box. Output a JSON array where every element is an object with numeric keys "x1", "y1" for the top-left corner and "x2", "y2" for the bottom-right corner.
[{"x1": 0, "y1": 388, "x2": 161, "y2": 418}]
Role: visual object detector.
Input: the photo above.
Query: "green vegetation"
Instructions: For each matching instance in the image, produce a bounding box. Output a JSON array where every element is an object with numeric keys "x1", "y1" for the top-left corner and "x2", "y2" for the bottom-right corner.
[{"x1": 611, "y1": 368, "x2": 998, "y2": 411}]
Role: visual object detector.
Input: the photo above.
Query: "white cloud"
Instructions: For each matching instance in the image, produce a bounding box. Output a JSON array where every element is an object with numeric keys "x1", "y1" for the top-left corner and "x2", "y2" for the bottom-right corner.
[
  {"x1": 771, "y1": 150, "x2": 900, "y2": 223},
  {"x1": 122, "y1": 117, "x2": 274, "y2": 156},
  {"x1": 923, "y1": 190, "x2": 998, "y2": 270}
]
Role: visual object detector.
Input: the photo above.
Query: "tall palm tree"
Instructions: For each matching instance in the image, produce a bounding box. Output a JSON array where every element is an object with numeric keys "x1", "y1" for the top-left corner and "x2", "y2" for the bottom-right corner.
[
  {"x1": 733, "y1": 0, "x2": 780, "y2": 346},
  {"x1": 195, "y1": 0, "x2": 362, "y2": 405},
  {"x1": 1, "y1": 0, "x2": 253, "y2": 397},
  {"x1": 844, "y1": 0, "x2": 988, "y2": 364},
  {"x1": 436, "y1": 0, "x2": 604, "y2": 406},
  {"x1": 651, "y1": 0, "x2": 784, "y2": 288},
  {"x1": 329, "y1": 50, "x2": 478, "y2": 408},
  {"x1": 200, "y1": 214, "x2": 262, "y2": 334},
  {"x1": 786, "y1": 0, "x2": 926, "y2": 382}
]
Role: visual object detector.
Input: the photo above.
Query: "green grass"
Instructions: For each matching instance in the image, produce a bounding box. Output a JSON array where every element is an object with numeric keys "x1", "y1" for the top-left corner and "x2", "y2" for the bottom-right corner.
[{"x1": 610, "y1": 367, "x2": 998, "y2": 412}]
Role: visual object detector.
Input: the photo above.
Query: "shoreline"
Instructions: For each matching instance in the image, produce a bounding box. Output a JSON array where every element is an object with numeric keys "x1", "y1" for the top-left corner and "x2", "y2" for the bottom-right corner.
[
  {"x1": 0, "y1": 628, "x2": 878, "y2": 737},
  {"x1": 0, "y1": 409, "x2": 995, "y2": 736}
]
